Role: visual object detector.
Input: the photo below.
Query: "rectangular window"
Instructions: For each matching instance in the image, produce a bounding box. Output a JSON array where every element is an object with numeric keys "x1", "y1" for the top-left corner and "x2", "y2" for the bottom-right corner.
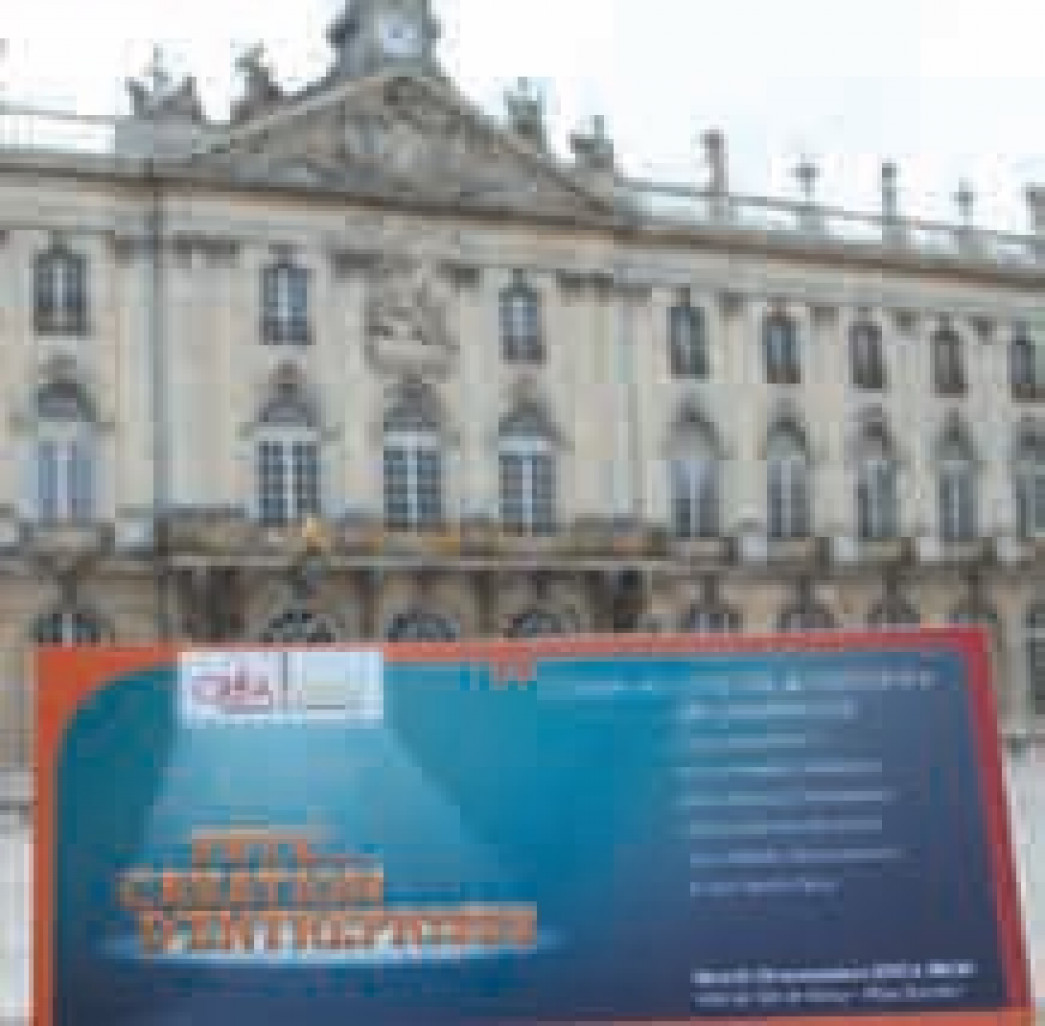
[
  {"x1": 416, "y1": 450, "x2": 443, "y2": 529},
  {"x1": 258, "y1": 441, "x2": 287, "y2": 526},
  {"x1": 384, "y1": 445, "x2": 442, "y2": 531},
  {"x1": 37, "y1": 439, "x2": 93, "y2": 523},
  {"x1": 939, "y1": 471, "x2": 976, "y2": 542},
  {"x1": 35, "y1": 253, "x2": 87, "y2": 335},
  {"x1": 37, "y1": 441, "x2": 59, "y2": 523},
  {"x1": 857, "y1": 464, "x2": 896, "y2": 541},
  {"x1": 383, "y1": 447, "x2": 411, "y2": 530},
  {"x1": 769, "y1": 460, "x2": 809, "y2": 539},
  {"x1": 262, "y1": 265, "x2": 311, "y2": 344},
  {"x1": 500, "y1": 452, "x2": 555, "y2": 535},
  {"x1": 934, "y1": 337, "x2": 966, "y2": 395},
  {"x1": 500, "y1": 287, "x2": 543, "y2": 362},
  {"x1": 671, "y1": 460, "x2": 718, "y2": 538},
  {"x1": 291, "y1": 441, "x2": 320, "y2": 521},
  {"x1": 68, "y1": 440, "x2": 93, "y2": 521},
  {"x1": 669, "y1": 306, "x2": 708, "y2": 379}
]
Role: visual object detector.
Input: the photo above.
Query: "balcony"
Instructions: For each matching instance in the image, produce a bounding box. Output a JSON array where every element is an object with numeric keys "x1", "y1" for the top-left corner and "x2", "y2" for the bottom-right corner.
[
  {"x1": 767, "y1": 535, "x2": 822, "y2": 566},
  {"x1": 856, "y1": 536, "x2": 910, "y2": 566},
  {"x1": 669, "y1": 534, "x2": 729, "y2": 565},
  {"x1": 26, "y1": 520, "x2": 109, "y2": 556},
  {"x1": 917, "y1": 535, "x2": 991, "y2": 566}
]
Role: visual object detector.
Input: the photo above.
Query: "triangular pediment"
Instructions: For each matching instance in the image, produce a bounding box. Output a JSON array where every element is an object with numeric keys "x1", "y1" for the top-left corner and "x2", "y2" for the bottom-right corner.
[{"x1": 187, "y1": 72, "x2": 615, "y2": 219}]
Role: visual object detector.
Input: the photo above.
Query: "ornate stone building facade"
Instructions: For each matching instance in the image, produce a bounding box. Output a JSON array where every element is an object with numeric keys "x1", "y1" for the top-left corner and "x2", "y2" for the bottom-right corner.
[{"x1": 2, "y1": 0, "x2": 1045, "y2": 764}]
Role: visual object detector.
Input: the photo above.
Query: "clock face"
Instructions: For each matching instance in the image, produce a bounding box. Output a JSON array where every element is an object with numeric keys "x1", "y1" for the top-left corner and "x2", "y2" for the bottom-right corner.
[{"x1": 378, "y1": 14, "x2": 422, "y2": 58}]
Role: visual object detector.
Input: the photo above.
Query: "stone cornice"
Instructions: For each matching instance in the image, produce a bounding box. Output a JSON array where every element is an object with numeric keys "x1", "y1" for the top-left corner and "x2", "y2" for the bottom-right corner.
[{"x1": 2, "y1": 152, "x2": 1042, "y2": 289}]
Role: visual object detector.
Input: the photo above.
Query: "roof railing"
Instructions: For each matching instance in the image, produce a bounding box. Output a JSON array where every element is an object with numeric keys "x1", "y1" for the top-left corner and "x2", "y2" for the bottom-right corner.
[{"x1": 2, "y1": 103, "x2": 1043, "y2": 269}]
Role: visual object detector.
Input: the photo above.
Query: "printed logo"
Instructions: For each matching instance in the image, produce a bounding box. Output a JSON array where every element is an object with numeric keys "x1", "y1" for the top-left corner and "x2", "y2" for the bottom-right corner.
[{"x1": 179, "y1": 651, "x2": 384, "y2": 725}]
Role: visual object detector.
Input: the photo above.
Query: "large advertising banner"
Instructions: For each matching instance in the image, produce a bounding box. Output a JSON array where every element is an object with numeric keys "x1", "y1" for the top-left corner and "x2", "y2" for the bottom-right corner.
[{"x1": 35, "y1": 629, "x2": 1033, "y2": 1025}]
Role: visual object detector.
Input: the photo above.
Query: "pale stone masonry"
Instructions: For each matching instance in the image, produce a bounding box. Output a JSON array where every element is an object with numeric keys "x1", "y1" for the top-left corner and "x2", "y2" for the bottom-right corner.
[{"x1": 0, "y1": 0, "x2": 1044, "y2": 770}]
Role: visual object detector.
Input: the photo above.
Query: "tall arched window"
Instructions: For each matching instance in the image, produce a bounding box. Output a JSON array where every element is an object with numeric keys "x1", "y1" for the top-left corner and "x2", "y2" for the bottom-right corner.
[
  {"x1": 384, "y1": 403, "x2": 443, "y2": 532},
  {"x1": 34, "y1": 246, "x2": 87, "y2": 336},
  {"x1": 855, "y1": 427, "x2": 898, "y2": 541},
  {"x1": 763, "y1": 310, "x2": 800, "y2": 384},
  {"x1": 386, "y1": 610, "x2": 459, "y2": 642},
  {"x1": 499, "y1": 410, "x2": 556, "y2": 536},
  {"x1": 669, "y1": 302, "x2": 708, "y2": 379},
  {"x1": 767, "y1": 425, "x2": 810, "y2": 540},
  {"x1": 937, "y1": 429, "x2": 977, "y2": 542},
  {"x1": 850, "y1": 318, "x2": 886, "y2": 390},
  {"x1": 255, "y1": 387, "x2": 320, "y2": 527},
  {"x1": 34, "y1": 605, "x2": 104, "y2": 645},
  {"x1": 35, "y1": 380, "x2": 95, "y2": 524},
  {"x1": 1026, "y1": 603, "x2": 1045, "y2": 714},
  {"x1": 669, "y1": 418, "x2": 720, "y2": 539},
  {"x1": 1014, "y1": 428, "x2": 1045, "y2": 539},
  {"x1": 932, "y1": 322, "x2": 965, "y2": 395}
]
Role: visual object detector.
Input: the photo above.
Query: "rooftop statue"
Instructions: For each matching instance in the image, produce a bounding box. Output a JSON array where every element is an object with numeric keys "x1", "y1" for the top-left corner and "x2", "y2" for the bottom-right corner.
[{"x1": 125, "y1": 46, "x2": 204, "y2": 122}]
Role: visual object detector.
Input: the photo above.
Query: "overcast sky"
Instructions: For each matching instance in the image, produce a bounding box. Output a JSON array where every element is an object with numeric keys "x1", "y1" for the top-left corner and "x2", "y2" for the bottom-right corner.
[{"x1": 3, "y1": 0, "x2": 1045, "y2": 233}]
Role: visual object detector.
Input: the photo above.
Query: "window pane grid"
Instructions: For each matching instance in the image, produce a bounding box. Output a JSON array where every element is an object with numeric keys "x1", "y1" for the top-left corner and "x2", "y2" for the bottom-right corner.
[
  {"x1": 385, "y1": 443, "x2": 443, "y2": 531},
  {"x1": 258, "y1": 440, "x2": 287, "y2": 526},
  {"x1": 291, "y1": 441, "x2": 319, "y2": 522},
  {"x1": 500, "y1": 451, "x2": 555, "y2": 535}
]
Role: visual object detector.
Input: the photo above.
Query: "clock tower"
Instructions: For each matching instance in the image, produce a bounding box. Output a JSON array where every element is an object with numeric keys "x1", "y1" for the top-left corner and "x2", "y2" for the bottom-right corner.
[{"x1": 328, "y1": 0, "x2": 440, "y2": 80}]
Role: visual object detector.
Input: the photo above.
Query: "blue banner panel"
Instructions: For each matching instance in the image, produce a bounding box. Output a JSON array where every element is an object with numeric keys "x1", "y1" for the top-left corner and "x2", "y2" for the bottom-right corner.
[{"x1": 39, "y1": 632, "x2": 1031, "y2": 1024}]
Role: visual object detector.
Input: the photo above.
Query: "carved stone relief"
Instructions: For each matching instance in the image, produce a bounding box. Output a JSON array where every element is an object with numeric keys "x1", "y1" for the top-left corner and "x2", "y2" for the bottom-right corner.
[{"x1": 364, "y1": 246, "x2": 456, "y2": 377}]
